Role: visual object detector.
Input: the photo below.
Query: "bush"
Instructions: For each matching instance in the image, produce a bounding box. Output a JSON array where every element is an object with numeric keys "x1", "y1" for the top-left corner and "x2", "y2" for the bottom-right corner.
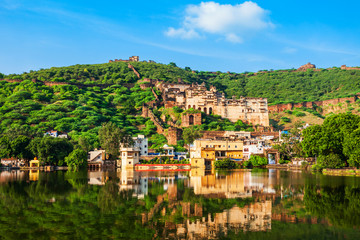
[
  {"x1": 249, "y1": 155, "x2": 268, "y2": 167},
  {"x1": 317, "y1": 153, "x2": 345, "y2": 169},
  {"x1": 293, "y1": 111, "x2": 306, "y2": 117},
  {"x1": 279, "y1": 159, "x2": 290, "y2": 164},
  {"x1": 242, "y1": 160, "x2": 252, "y2": 168},
  {"x1": 214, "y1": 158, "x2": 238, "y2": 169},
  {"x1": 311, "y1": 164, "x2": 324, "y2": 172},
  {"x1": 281, "y1": 117, "x2": 291, "y2": 123}
]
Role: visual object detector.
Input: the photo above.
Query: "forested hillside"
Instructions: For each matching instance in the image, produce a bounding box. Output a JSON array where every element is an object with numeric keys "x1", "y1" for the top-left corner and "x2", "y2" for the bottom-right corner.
[{"x1": 1, "y1": 61, "x2": 360, "y2": 150}]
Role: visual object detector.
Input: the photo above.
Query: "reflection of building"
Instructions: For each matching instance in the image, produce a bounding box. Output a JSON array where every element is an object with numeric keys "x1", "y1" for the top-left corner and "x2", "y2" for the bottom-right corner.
[
  {"x1": 177, "y1": 201, "x2": 272, "y2": 239},
  {"x1": 0, "y1": 170, "x2": 26, "y2": 183},
  {"x1": 29, "y1": 170, "x2": 39, "y2": 181},
  {"x1": 190, "y1": 171, "x2": 276, "y2": 199},
  {"x1": 119, "y1": 169, "x2": 148, "y2": 199}
]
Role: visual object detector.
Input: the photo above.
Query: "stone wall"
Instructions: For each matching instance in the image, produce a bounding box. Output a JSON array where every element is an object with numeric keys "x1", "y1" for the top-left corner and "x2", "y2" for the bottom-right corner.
[
  {"x1": 128, "y1": 64, "x2": 140, "y2": 79},
  {"x1": 341, "y1": 65, "x2": 360, "y2": 70},
  {"x1": 268, "y1": 96, "x2": 358, "y2": 113},
  {"x1": 167, "y1": 127, "x2": 182, "y2": 145},
  {"x1": 181, "y1": 112, "x2": 202, "y2": 127}
]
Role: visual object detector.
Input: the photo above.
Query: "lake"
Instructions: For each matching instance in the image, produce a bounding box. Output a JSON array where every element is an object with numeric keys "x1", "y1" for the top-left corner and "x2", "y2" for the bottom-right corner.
[{"x1": 0, "y1": 169, "x2": 359, "y2": 239}]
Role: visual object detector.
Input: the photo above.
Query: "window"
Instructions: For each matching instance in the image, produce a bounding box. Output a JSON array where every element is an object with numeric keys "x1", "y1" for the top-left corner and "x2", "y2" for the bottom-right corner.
[
  {"x1": 144, "y1": 145, "x2": 147, "y2": 148},
  {"x1": 128, "y1": 162, "x2": 131, "y2": 164},
  {"x1": 235, "y1": 145, "x2": 237, "y2": 148},
  {"x1": 145, "y1": 151, "x2": 147, "y2": 153}
]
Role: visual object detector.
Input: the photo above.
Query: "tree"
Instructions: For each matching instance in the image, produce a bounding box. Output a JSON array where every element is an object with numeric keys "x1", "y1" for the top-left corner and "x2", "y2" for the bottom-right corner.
[
  {"x1": 182, "y1": 127, "x2": 203, "y2": 153},
  {"x1": 168, "y1": 62, "x2": 177, "y2": 67},
  {"x1": 302, "y1": 113, "x2": 360, "y2": 168},
  {"x1": 274, "y1": 122, "x2": 304, "y2": 160},
  {"x1": 78, "y1": 136, "x2": 91, "y2": 153},
  {"x1": 28, "y1": 136, "x2": 73, "y2": 165},
  {"x1": 98, "y1": 122, "x2": 133, "y2": 160},
  {"x1": 65, "y1": 149, "x2": 88, "y2": 171},
  {"x1": 0, "y1": 135, "x2": 11, "y2": 159},
  {"x1": 11, "y1": 135, "x2": 33, "y2": 161},
  {"x1": 343, "y1": 128, "x2": 360, "y2": 168}
]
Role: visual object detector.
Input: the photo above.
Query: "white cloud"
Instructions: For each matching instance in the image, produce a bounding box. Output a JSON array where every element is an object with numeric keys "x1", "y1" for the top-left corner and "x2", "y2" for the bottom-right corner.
[
  {"x1": 165, "y1": 27, "x2": 200, "y2": 39},
  {"x1": 225, "y1": 33, "x2": 243, "y2": 43},
  {"x1": 165, "y1": 1, "x2": 274, "y2": 43}
]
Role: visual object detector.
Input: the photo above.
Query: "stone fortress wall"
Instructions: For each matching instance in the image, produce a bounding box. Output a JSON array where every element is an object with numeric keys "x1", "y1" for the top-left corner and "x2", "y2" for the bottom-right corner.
[{"x1": 268, "y1": 96, "x2": 359, "y2": 113}]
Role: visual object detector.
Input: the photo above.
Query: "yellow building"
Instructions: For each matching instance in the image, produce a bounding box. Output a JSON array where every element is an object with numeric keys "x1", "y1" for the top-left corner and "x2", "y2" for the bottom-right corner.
[
  {"x1": 29, "y1": 157, "x2": 40, "y2": 168},
  {"x1": 191, "y1": 139, "x2": 244, "y2": 160}
]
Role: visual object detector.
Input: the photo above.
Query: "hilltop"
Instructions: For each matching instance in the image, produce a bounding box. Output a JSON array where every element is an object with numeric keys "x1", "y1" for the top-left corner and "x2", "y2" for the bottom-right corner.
[{"x1": 3, "y1": 60, "x2": 360, "y2": 105}]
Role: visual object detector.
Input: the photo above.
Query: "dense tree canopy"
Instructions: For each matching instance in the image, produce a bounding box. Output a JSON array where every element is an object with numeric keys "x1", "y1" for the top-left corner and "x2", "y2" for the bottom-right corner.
[{"x1": 302, "y1": 113, "x2": 360, "y2": 168}]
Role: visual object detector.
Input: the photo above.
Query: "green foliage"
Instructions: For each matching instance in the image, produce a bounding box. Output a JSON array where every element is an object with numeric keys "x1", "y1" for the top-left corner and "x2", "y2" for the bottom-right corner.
[
  {"x1": 302, "y1": 113, "x2": 360, "y2": 168},
  {"x1": 182, "y1": 127, "x2": 203, "y2": 152},
  {"x1": 279, "y1": 159, "x2": 290, "y2": 164},
  {"x1": 149, "y1": 134, "x2": 167, "y2": 150},
  {"x1": 292, "y1": 110, "x2": 306, "y2": 117},
  {"x1": 98, "y1": 122, "x2": 133, "y2": 160},
  {"x1": 214, "y1": 158, "x2": 238, "y2": 169},
  {"x1": 280, "y1": 117, "x2": 291, "y2": 123},
  {"x1": 65, "y1": 148, "x2": 88, "y2": 170},
  {"x1": 28, "y1": 136, "x2": 73, "y2": 165},
  {"x1": 249, "y1": 155, "x2": 268, "y2": 167},
  {"x1": 317, "y1": 153, "x2": 345, "y2": 169}
]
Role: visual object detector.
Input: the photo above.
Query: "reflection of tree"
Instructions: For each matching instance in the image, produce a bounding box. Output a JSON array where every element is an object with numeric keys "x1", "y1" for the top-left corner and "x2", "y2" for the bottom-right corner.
[
  {"x1": 304, "y1": 185, "x2": 360, "y2": 228},
  {"x1": 0, "y1": 174, "x2": 155, "y2": 239}
]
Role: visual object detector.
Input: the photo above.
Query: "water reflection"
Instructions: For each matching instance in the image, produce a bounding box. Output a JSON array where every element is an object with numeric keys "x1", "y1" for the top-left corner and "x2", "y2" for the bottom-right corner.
[{"x1": 0, "y1": 169, "x2": 359, "y2": 239}]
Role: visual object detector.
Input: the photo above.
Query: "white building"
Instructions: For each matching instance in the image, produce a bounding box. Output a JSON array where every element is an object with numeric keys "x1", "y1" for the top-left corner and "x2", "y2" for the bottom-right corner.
[
  {"x1": 243, "y1": 139, "x2": 272, "y2": 160},
  {"x1": 87, "y1": 150, "x2": 105, "y2": 169},
  {"x1": 163, "y1": 144, "x2": 174, "y2": 156},
  {"x1": 120, "y1": 147, "x2": 140, "y2": 169},
  {"x1": 133, "y1": 135, "x2": 148, "y2": 156}
]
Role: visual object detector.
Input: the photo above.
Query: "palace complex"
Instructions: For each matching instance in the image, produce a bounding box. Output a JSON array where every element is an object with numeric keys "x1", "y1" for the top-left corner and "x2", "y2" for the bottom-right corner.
[{"x1": 157, "y1": 81, "x2": 270, "y2": 126}]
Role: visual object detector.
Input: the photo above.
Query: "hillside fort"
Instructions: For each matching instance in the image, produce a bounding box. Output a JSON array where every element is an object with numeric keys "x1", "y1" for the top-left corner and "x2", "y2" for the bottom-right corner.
[{"x1": 156, "y1": 81, "x2": 270, "y2": 126}]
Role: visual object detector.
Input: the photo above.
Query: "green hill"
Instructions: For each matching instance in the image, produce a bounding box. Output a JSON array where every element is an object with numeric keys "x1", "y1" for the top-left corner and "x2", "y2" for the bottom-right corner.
[{"x1": 1, "y1": 61, "x2": 360, "y2": 149}]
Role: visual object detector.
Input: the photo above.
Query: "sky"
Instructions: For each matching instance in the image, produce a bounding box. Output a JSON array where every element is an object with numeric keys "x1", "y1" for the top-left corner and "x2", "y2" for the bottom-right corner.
[{"x1": 1, "y1": 0, "x2": 360, "y2": 74}]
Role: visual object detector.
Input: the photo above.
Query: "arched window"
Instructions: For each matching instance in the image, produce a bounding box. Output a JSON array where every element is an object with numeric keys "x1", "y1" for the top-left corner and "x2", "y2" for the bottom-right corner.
[
  {"x1": 189, "y1": 115, "x2": 194, "y2": 125},
  {"x1": 198, "y1": 107, "x2": 201, "y2": 111},
  {"x1": 204, "y1": 107, "x2": 207, "y2": 114},
  {"x1": 193, "y1": 105, "x2": 196, "y2": 109},
  {"x1": 209, "y1": 107, "x2": 213, "y2": 114},
  {"x1": 188, "y1": 105, "x2": 191, "y2": 109}
]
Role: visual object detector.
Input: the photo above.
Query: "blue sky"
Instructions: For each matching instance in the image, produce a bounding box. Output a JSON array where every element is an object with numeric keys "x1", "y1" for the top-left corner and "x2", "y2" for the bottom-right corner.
[{"x1": 1, "y1": 0, "x2": 360, "y2": 74}]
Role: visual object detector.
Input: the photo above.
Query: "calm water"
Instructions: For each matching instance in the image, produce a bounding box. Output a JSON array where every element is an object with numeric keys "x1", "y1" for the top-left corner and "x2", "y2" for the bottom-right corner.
[{"x1": 0, "y1": 169, "x2": 360, "y2": 239}]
